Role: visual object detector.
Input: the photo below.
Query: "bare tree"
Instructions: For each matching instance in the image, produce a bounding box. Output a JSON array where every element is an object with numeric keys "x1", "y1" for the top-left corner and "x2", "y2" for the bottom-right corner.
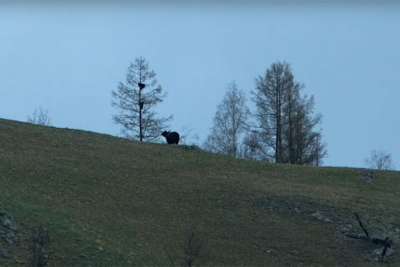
[
  {"x1": 252, "y1": 62, "x2": 295, "y2": 163},
  {"x1": 310, "y1": 132, "x2": 326, "y2": 167},
  {"x1": 204, "y1": 82, "x2": 249, "y2": 157},
  {"x1": 252, "y1": 61, "x2": 326, "y2": 165},
  {"x1": 27, "y1": 107, "x2": 52, "y2": 126},
  {"x1": 178, "y1": 126, "x2": 200, "y2": 146},
  {"x1": 182, "y1": 229, "x2": 203, "y2": 267},
  {"x1": 31, "y1": 226, "x2": 49, "y2": 267},
  {"x1": 241, "y1": 130, "x2": 270, "y2": 161},
  {"x1": 289, "y1": 95, "x2": 327, "y2": 166},
  {"x1": 162, "y1": 226, "x2": 206, "y2": 267},
  {"x1": 365, "y1": 150, "x2": 393, "y2": 170},
  {"x1": 112, "y1": 57, "x2": 171, "y2": 142}
]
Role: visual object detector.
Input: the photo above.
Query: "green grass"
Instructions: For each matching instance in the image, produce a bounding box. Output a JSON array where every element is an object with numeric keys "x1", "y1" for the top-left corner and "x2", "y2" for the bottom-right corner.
[{"x1": 0, "y1": 118, "x2": 399, "y2": 266}]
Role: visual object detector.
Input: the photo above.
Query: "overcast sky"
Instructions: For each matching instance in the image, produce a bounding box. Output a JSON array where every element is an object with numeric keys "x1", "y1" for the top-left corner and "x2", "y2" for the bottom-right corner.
[{"x1": 0, "y1": 2, "x2": 399, "y2": 168}]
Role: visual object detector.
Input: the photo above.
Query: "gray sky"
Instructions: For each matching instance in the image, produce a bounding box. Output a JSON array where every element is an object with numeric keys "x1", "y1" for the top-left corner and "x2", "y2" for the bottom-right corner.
[{"x1": 0, "y1": 2, "x2": 399, "y2": 168}]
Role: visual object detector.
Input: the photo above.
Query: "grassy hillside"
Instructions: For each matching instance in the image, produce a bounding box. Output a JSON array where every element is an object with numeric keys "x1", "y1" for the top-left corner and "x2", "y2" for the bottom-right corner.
[{"x1": 0, "y1": 118, "x2": 399, "y2": 266}]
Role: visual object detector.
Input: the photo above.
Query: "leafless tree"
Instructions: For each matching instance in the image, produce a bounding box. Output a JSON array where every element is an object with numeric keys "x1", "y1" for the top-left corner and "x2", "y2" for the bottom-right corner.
[
  {"x1": 365, "y1": 150, "x2": 393, "y2": 170},
  {"x1": 31, "y1": 226, "x2": 49, "y2": 267},
  {"x1": 252, "y1": 62, "x2": 294, "y2": 163},
  {"x1": 252, "y1": 61, "x2": 326, "y2": 165},
  {"x1": 178, "y1": 126, "x2": 200, "y2": 146},
  {"x1": 204, "y1": 82, "x2": 249, "y2": 157},
  {"x1": 241, "y1": 130, "x2": 270, "y2": 161},
  {"x1": 27, "y1": 107, "x2": 52, "y2": 126},
  {"x1": 310, "y1": 132, "x2": 326, "y2": 167},
  {"x1": 112, "y1": 57, "x2": 171, "y2": 142},
  {"x1": 162, "y1": 226, "x2": 206, "y2": 267},
  {"x1": 182, "y1": 227, "x2": 204, "y2": 267},
  {"x1": 289, "y1": 95, "x2": 327, "y2": 166}
]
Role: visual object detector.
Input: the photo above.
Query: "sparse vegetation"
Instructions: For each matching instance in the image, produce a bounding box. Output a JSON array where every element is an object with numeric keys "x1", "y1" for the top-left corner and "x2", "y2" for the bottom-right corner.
[
  {"x1": 365, "y1": 150, "x2": 394, "y2": 170},
  {"x1": 27, "y1": 107, "x2": 52, "y2": 126}
]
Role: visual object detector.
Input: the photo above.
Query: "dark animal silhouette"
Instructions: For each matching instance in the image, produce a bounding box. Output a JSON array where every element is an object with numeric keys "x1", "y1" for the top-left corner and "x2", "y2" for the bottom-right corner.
[{"x1": 161, "y1": 131, "x2": 180, "y2": 144}]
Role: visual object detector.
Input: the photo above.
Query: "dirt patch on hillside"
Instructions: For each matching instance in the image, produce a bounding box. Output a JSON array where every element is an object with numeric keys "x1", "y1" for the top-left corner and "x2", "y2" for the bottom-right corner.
[{"x1": 252, "y1": 195, "x2": 400, "y2": 264}]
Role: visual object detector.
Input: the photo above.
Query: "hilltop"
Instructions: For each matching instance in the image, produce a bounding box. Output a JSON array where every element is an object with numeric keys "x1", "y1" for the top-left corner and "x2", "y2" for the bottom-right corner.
[{"x1": 0, "y1": 119, "x2": 399, "y2": 266}]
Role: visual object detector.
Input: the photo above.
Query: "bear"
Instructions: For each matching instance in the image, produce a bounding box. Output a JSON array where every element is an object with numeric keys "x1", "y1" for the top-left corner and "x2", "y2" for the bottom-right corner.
[{"x1": 161, "y1": 131, "x2": 180, "y2": 144}]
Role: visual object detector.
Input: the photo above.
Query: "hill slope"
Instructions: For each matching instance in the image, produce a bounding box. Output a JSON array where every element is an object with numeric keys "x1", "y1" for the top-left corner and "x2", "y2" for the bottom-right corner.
[{"x1": 0, "y1": 119, "x2": 399, "y2": 266}]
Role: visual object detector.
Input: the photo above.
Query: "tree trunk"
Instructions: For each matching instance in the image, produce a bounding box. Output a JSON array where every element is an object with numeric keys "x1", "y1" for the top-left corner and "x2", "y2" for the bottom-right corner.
[{"x1": 139, "y1": 69, "x2": 143, "y2": 142}]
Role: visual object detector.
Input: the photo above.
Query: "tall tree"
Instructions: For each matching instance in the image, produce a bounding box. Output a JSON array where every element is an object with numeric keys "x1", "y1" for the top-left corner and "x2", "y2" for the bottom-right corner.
[
  {"x1": 282, "y1": 80, "x2": 301, "y2": 164},
  {"x1": 204, "y1": 82, "x2": 249, "y2": 157},
  {"x1": 252, "y1": 61, "x2": 326, "y2": 165},
  {"x1": 112, "y1": 57, "x2": 171, "y2": 142},
  {"x1": 289, "y1": 95, "x2": 327, "y2": 166},
  {"x1": 252, "y1": 62, "x2": 294, "y2": 163}
]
